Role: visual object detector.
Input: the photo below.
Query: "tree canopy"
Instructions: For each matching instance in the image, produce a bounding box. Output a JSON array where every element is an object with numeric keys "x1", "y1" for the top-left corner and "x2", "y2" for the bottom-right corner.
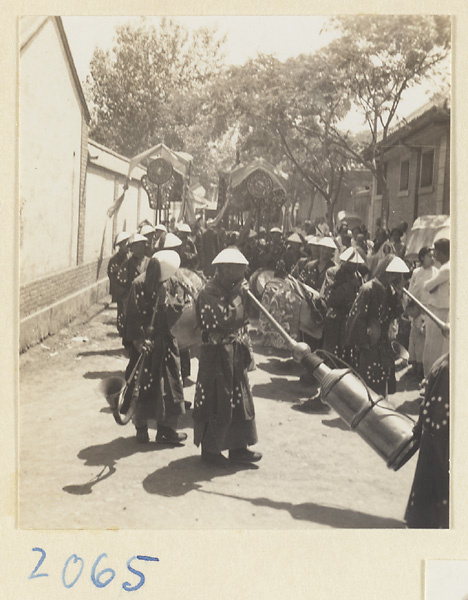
[
  {"x1": 319, "y1": 15, "x2": 451, "y2": 225},
  {"x1": 85, "y1": 17, "x2": 226, "y2": 159},
  {"x1": 86, "y1": 15, "x2": 451, "y2": 227}
]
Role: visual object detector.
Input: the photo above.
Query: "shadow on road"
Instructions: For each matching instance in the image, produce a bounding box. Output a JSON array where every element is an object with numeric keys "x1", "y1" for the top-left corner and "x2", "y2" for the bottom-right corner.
[
  {"x1": 252, "y1": 377, "x2": 311, "y2": 402},
  {"x1": 199, "y1": 490, "x2": 405, "y2": 528},
  {"x1": 397, "y1": 374, "x2": 421, "y2": 392},
  {"x1": 143, "y1": 456, "x2": 257, "y2": 497},
  {"x1": 256, "y1": 358, "x2": 303, "y2": 376},
  {"x1": 79, "y1": 348, "x2": 126, "y2": 358},
  {"x1": 83, "y1": 370, "x2": 125, "y2": 380},
  {"x1": 62, "y1": 436, "x2": 169, "y2": 495},
  {"x1": 103, "y1": 317, "x2": 118, "y2": 327},
  {"x1": 252, "y1": 345, "x2": 291, "y2": 359},
  {"x1": 321, "y1": 418, "x2": 350, "y2": 431},
  {"x1": 396, "y1": 399, "x2": 421, "y2": 416}
]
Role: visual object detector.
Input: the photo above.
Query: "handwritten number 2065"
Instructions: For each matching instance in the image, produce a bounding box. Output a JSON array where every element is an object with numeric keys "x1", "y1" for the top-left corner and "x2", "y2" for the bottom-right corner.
[{"x1": 29, "y1": 547, "x2": 159, "y2": 592}]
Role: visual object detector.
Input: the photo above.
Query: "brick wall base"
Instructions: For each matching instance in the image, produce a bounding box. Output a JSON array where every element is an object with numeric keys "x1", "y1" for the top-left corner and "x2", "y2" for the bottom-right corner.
[{"x1": 20, "y1": 258, "x2": 111, "y2": 352}]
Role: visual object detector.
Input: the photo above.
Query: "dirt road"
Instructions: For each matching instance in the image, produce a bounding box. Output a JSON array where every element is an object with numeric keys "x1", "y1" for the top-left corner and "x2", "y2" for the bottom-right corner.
[{"x1": 19, "y1": 299, "x2": 420, "y2": 530}]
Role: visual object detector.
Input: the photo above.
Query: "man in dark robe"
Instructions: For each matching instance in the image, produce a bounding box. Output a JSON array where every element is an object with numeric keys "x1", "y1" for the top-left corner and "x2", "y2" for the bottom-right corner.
[
  {"x1": 122, "y1": 251, "x2": 187, "y2": 444},
  {"x1": 283, "y1": 233, "x2": 304, "y2": 274},
  {"x1": 300, "y1": 236, "x2": 337, "y2": 292},
  {"x1": 193, "y1": 247, "x2": 261, "y2": 467},
  {"x1": 201, "y1": 219, "x2": 220, "y2": 277},
  {"x1": 264, "y1": 227, "x2": 285, "y2": 270},
  {"x1": 321, "y1": 247, "x2": 364, "y2": 369},
  {"x1": 140, "y1": 223, "x2": 156, "y2": 258},
  {"x1": 176, "y1": 223, "x2": 199, "y2": 269},
  {"x1": 107, "y1": 231, "x2": 130, "y2": 335},
  {"x1": 156, "y1": 230, "x2": 196, "y2": 384},
  {"x1": 405, "y1": 353, "x2": 449, "y2": 528},
  {"x1": 345, "y1": 254, "x2": 408, "y2": 396},
  {"x1": 116, "y1": 233, "x2": 150, "y2": 337}
]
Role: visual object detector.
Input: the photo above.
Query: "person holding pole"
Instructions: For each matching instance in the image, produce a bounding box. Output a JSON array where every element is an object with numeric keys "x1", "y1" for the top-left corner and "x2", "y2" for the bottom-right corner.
[
  {"x1": 122, "y1": 250, "x2": 187, "y2": 445},
  {"x1": 193, "y1": 247, "x2": 261, "y2": 467}
]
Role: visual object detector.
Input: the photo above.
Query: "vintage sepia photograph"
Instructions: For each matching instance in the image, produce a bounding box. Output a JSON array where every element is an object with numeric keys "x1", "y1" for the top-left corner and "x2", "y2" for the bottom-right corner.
[{"x1": 19, "y1": 14, "x2": 450, "y2": 530}]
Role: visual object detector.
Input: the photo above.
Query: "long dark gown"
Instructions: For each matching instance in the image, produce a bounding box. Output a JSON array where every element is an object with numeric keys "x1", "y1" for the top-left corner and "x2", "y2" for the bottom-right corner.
[
  {"x1": 107, "y1": 250, "x2": 129, "y2": 335},
  {"x1": 345, "y1": 278, "x2": 402, "y2": 396},
  {"x1": 321, "y1": 264, "x2": 361, "y2": 369},
  {"x1": 405, "y1": 353, "x2": 449, "y2": 528},
  {"x1": 122, "y1": 261, "x2": 185, "y2": 427},
  {"x1": 116, "y1": 254, "x2": 150, "y2": 337},
  {"x1": 193, "y1": 276, "x2": 258, "y2": 453}
]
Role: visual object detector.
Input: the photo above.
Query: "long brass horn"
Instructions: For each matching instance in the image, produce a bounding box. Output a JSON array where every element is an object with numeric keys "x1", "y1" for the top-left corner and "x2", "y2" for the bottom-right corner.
[{"x1": 247, "y1": 290, "x2": 419, "y2": 470}]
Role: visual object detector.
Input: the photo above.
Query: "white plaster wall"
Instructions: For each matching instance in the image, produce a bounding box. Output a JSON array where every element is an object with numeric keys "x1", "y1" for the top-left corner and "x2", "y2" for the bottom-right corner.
[
  {"x1": 20, "y1": 19, "x2": 82, "y2": 283},
  {"x1": 82, "y1": 165, "x2": 114, "y2": 262},
  {"x1": 114, "y1": 178, "x2": 141, "y2": 235}
]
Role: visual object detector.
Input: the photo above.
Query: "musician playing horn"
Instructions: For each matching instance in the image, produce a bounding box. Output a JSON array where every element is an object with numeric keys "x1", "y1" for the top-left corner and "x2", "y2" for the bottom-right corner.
[
  {"x1": 193, "y1": 247, "x2": 262, "y2": 467},
  {"x1": 122, "y1": 250, "x2": 187, "y2": 445}
]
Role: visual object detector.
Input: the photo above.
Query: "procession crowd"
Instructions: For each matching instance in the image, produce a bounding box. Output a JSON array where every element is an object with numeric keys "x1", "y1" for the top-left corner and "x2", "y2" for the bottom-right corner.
[{"x1": 106, "y1": 214, "x2": 450, "y2": 528}]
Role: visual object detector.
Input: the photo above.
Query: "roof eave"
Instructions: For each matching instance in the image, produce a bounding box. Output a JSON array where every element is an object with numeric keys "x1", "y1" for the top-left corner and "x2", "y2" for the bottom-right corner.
[{"x1": 55, "y1": 16, "x2": 91, "y2": 123}]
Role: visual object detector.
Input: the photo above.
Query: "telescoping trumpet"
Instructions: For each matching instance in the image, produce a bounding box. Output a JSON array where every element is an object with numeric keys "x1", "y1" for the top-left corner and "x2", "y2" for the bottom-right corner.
[{"x1": 248, "y1": 290, "x2": 419, "y2": 471}]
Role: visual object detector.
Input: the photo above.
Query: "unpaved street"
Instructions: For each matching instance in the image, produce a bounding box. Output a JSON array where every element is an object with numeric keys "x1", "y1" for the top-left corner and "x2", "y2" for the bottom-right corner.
[{"x1": 19, "y1": 299, "x2": 420, "y2": 530}]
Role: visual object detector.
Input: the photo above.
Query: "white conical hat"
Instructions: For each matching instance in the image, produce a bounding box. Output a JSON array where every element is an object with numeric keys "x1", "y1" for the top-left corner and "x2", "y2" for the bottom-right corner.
[
  {"x1": 270, "y1": 227, "x2": 282, "y2": 233},
  {"x1": 212, "y1": 247, "x2": 249, "y2": 265},
  {"x1": 318, "y1": 236, "x2": 337, "y2": 249},
  {"x1": 177, "y1": 222, "x2": 191, "y2": 233},
  {"x1": 287, "y1": 233, "x2": 302, "y2": 244},
  {"x1": 152, "y1": 250, "x2": 181, "y2": 281},
  {"x1": 115, "y1": 231, "x2": 131, "y2": 246},
  {"x1": 129, "y1": 233, "x2": 148, "y2": 245},
  {"x1": 386, "y1": 256, "x2": 410, "y2": 273},
  {"x1": 140, "y1": 224, "x2": 155, "y2": 236},
  {"x1": 155, "y1": 223, "x2": 167, "y2": 232},
  {"x1": 248, "y1": 229, "x2": 258, "y2": 238},
  {"x1": 306, "y1": 235, "x2": 320, "y2": 245},
  {"x1": 340, "y1": 246, "x2": 365, "y2": 264},
  {"x1": 161, "y1": 232, "x2": 182, "y2": 248}
]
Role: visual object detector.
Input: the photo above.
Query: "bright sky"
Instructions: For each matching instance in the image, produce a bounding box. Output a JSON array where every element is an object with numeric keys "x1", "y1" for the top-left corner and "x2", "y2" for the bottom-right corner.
[
  {"x1": 62, "y1": 15, "x2": 448, "y2": 133},
  {"x1": 62, "y1": 16, "x2": 335, "y2": 79}
]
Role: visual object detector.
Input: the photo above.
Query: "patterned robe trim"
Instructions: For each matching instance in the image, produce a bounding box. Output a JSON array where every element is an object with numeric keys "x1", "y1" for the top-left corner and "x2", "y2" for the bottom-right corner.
[{"x1": 193, "y1": 277, "x2": 255, "y2": 425}]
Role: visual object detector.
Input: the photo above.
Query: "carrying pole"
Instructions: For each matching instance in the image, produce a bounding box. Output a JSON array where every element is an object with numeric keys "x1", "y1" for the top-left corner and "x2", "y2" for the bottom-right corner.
[{"x1": 402, "y1": 288, "x2": 449, "y2": 333}]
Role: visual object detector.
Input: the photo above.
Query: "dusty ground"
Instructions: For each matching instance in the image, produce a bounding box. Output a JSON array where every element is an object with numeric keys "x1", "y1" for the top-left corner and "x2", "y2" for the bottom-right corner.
[{"x1": 19, "y1": 299, "x2": 422, "y2": 530}]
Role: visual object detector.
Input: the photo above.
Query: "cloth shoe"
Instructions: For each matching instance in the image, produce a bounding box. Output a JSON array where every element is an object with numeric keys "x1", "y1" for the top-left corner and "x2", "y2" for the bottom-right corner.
[
  {"x1": 155, "y1": 427, "x2": 187, "y2": 445},
  {"x1": 228, "y1": 448, "x2": 262, "y2": 464}
]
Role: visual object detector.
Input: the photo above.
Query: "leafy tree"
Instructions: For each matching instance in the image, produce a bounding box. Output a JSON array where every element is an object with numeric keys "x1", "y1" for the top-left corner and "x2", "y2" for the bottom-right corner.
[
  {"x1": 205, "y1": 52, "x2": 355, "y2": 229},
  {"x1": 320, "y1": 15, "x2": 451, "y2": 226},
  {"x1": 85, "y1": 17, "x2": 226, "y2": 159}
]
